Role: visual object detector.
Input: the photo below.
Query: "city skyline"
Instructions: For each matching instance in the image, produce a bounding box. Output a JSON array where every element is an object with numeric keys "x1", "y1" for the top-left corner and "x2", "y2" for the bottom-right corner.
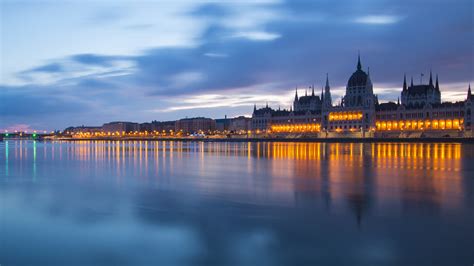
[{"x1": 1, "y1": 0, "x2": 473, "y2": 131}]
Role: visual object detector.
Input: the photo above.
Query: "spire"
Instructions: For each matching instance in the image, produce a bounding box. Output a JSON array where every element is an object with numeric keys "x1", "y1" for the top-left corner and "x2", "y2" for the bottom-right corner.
[
  {"x1": 429, "y1": 69, "x2": 433, "y2": 86},
  {"x1": 325, "y1": 73, "x2": 330, "y2": 88},
  {"x1": 253, "y1": 104, "x2": 256, "y2": 112},
  {"x1": 468, "y1": 83, "x2": 472, "y2": 100},
  {"x1": 294, "y1": 87, "x2": 298, "y2": 101},
  {"x1": 410, "y1": 76, "x2": 414, "y2": 88},
  {"x1": 311, "y1": 85, "x2": 315, "y2": 96},
  {"x1": 305, "y1": 89, "x2": 307, "y2": 96},
  {"x1": 397, "y1": 97, "x2": 400, "y2": 105},
  {"x1": 357, "y1": 52, "x2": 362, "y2": 70},
  {"x1": 435, "y1": 74, "x2": 439, "y2": 91},
  {"x1": 403, "y1": 74, "x2": 407, "y2": 91},
  {"x1": 320, "y1": 86, "x2": 324, "y2": 101},
  {"x1": 324, "y1": 74, "x2": 332, "y2": 107}
]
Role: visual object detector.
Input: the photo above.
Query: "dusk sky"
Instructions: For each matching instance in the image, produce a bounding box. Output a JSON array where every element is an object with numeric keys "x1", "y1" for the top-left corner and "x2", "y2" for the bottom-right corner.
[{"x1": 1, "y1": 0, "x2": 473, "y2": 131}]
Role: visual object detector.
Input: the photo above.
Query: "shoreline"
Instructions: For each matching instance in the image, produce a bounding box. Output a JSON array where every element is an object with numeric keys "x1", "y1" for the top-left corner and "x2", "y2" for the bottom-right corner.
[{"x1": 23, "y1": 137, "x2": 474, "y2": 143}]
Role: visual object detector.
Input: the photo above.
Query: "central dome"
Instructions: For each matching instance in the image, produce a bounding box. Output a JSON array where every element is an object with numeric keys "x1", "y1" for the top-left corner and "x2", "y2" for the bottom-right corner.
[
  {"x1": 347, "y1": 55, "x2": 368, "y2": 87},
  {"x1": 347, "y1": 69, "x2": 368, "y2": 87}
]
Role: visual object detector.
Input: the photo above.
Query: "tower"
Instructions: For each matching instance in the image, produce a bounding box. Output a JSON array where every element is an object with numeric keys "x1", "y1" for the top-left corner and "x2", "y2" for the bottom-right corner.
[{"x1": 324, "y1": 73, "x2": 332, "y2": 108}]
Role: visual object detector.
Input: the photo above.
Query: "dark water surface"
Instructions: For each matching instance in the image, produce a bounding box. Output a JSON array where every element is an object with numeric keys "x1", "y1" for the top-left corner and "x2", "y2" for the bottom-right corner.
[{"x1": 1, "y1": 140, "x2": 473, "y2": 266}]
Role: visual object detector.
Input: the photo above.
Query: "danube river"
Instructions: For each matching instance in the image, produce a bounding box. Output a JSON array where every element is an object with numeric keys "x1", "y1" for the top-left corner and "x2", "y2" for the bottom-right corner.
[{"x1": 1, "y1": 140, "x2": 473, "y2": 265}]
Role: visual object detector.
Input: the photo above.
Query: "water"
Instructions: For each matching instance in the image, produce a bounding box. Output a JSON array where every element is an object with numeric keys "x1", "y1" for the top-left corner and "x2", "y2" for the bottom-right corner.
[{"x1": 1, "y1": 140, "x2": 473, "y2": 266}]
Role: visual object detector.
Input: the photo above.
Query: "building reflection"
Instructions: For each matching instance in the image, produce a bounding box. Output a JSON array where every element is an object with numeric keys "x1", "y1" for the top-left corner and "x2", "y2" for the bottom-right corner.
[{"x1": 0, "y1": 140, "x2": 466, "y2": 225}]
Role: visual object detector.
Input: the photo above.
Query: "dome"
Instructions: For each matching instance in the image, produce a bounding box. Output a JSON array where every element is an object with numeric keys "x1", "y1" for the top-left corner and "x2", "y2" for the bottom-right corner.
[
  {"x1": 347, "y1": 69, "x2": 368, "y2": 87},
  {"x1": 347, "y1": 55, "x2": 368, "y2": 87}
]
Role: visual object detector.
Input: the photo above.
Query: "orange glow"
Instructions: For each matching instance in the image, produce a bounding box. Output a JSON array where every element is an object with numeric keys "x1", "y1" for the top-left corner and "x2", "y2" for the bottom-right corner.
[
  {"x1": 375, "y1": 119, "x2": 464, "y2": 131},
  {"x1": 329, "y1": 111, "x2": 363, "y2": 121},
  {"x1": 271, "y1": 123, "x2": 321, "y2": 133}
]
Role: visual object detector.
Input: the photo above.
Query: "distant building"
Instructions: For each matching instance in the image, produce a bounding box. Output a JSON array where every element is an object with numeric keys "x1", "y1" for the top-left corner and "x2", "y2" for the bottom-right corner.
[
  {"x1": 150, "y1": 120, "x2": 176, "y2": 132},
  {"x1": 229, "y1": 116, "x2": 251, "y2": 132},
  {"x1": 102, "y1": 121, "x2": 139, "y2": 133},
  {"x1": 215, "y1": 115, "x2": 231, "y2": 132},
  {"x1": 63, "y1": 125, "x2": 102, "y2": 134},
  {"x1": 175, "y1": 117, "x2": 216, "y2": 134}
]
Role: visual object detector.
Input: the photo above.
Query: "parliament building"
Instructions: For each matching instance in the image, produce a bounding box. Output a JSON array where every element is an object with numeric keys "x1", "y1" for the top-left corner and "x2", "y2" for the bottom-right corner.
[{"x1": 252, "y1": 55, "x2": 473, "y2": 138}]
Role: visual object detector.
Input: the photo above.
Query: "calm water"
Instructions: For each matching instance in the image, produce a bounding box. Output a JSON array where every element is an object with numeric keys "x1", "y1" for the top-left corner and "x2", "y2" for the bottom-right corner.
[{"x1": 1, "y1": 140, "x2": 473, "y2": 266}]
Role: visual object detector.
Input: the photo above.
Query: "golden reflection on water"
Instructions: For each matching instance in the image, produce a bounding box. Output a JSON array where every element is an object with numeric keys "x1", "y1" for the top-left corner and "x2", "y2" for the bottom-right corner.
[{"x1": 2, "y1": 140, "x2": 469, "y2": 212}]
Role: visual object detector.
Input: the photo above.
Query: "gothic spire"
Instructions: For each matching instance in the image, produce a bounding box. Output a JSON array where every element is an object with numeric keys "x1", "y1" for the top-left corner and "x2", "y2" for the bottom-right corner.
[
  {"x1": 429, "y1": 69, "x2": 433, "y2": 86},
  {"x1": 324, "y1": 74, "x2": 332, "y2": 107},
  {"x1": 253, "y1": 104, "x2": 256, "y2": 112},
  {"x1": 325, "y1": 73, "x2": 330, "y2": 89},
  {"x1": 468, "y1": 83, "x2": 472, "y2": 100},
  {"x1": 403, "y1": 74, "x2": 407, "y2": 91},
  {"x1": 320, "y1": 86, "x2": 324, "y2": 101},
  {"x1": 410, "y1": 76, "x2": 414, "y2": 88},
  {"x1": 311, "y1": 85, "x2": 315, "y2": 96},
  {"x1": 435, "y1": 74, "x2": 439, "y2": 91},
  {"x1": 397, "y1": 97, "x2": 400, "y2": 105},
  {"x1": 294, "y1": 87, "x2": 298, "y2": 101},
  {"x1": 357, "y1": 52, "x2": 362, "y2": 70}
]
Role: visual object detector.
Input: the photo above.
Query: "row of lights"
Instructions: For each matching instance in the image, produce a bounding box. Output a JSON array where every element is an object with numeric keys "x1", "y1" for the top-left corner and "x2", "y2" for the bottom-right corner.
[
  {"x1": 329, "y1": 111, "x2": 363, "y2": 121},
  {"x1": 271, "y1": 123, "x2": 321, "y2": 133},
  {"x1": 376, "y1": 119, "x2": 463, "y2": 131}
]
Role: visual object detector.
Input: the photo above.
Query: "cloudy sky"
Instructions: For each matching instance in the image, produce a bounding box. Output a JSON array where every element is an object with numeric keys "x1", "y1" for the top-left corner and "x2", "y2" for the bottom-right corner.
[{"x1": 1, "y1": 0, "x2": 473, "y2": 131}]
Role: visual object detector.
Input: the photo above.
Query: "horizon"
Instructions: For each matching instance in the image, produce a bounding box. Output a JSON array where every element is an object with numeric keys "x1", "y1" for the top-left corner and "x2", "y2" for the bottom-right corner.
[{"x1": 1, "y1": 0, "x2": 473, "y2": 131}]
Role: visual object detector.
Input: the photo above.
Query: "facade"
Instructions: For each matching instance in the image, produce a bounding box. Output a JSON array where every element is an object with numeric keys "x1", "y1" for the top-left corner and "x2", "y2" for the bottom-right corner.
[
  {"x1": 175, "y1": 117, "x2": 216, "y2": 134},
  {"x1": 229, "y1": 116, "x2": 252, "y2": 132},
  {"x1": 401, "y1": 72, "x2": 441, "y2": 107},
  {"x1": 215, "y1": 116, "x2": 231, "y2": 132},
  {"x1": 63, "y1": 126, "x2": 102, "y2": 134},
  {"x1": 252, "y1": 55, "x2": 473, "y2": 138},
  {"x1": 102, "y1": 121, "x2": 140, "y2": 133}
]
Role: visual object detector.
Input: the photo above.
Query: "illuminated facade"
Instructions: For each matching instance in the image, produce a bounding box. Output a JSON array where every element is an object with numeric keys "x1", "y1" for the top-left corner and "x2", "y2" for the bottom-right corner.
[{"x1": 252, "y1": 55, "x2": 473, "y2": 137}]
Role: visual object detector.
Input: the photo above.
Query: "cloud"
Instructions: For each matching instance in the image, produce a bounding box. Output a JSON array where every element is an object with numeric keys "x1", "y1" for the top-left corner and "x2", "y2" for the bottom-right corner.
[
  {"x1": 204, "y1": 52, "x2": 228, "y2": 58},
  {"x1": 231, "y1": 31, "x2": 281, "y2": 41},
  {"x1": 354, "y1": 15, "x2": 402, "y2": 25},
  {"x1": 28, "y1": 63, "x2": 64, "y2": 73}
]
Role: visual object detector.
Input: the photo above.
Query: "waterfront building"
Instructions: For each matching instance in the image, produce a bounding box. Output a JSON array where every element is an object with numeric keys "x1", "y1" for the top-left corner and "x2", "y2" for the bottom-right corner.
[
  {"x1": 63, "y1": 126, "x2": 102, "y2": 134},
  {"x1": 102, "y1": 121, "x2": 140, "y2": 133},
  {"x1": 175, "y1": 117, "x2": 216, "y2": 134},
  {"x1": 229, "y1": 116, "x2": 252, "y2": 133},
  {"x1": 216, "y1": 115, "x2": 231, "y2": 132},
  {"x1": 252, "y1": 55, "x2": 473, "y2": 138}
]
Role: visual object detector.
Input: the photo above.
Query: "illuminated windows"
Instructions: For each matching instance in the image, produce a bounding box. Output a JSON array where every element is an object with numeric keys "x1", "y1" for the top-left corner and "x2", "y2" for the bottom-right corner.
[
  {"x1": 375, "y1": 119, "x2": 463, "y2": 131},
  {"x1": 271, "y1": 123, "x2": 321, "y2": 133},
  {"x1": 328, "y1": 111, "x2": 363, "y2": 121}
]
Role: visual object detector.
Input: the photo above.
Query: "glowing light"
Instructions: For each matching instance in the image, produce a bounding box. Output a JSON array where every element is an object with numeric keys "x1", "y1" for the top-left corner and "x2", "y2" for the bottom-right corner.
[{"x1": 329, "y1": 111, "x2": 363, "y2": 121}]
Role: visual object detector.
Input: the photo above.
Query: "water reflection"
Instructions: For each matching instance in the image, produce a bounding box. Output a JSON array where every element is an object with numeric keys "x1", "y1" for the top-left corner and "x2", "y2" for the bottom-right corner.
[{"x1": 0, "y1": 140, "x2": 473, "y2": 265}]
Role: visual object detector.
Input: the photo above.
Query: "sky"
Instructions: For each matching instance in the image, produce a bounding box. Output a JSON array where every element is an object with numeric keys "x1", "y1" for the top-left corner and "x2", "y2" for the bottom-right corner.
[{"x1": 1, "y1": 0, "x2": 473, "y2": 131}]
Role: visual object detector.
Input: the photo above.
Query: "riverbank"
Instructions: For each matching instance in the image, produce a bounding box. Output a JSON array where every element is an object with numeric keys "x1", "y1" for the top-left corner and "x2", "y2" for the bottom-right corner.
[{"x1": 37, "y1": 136, "x2": 474, "y2": 143}]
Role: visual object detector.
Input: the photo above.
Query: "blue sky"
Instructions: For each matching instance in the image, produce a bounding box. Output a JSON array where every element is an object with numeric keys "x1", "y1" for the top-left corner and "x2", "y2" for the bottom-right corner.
[{"x1": 1, "y1": 0, "x2": 473, "y2": 131}]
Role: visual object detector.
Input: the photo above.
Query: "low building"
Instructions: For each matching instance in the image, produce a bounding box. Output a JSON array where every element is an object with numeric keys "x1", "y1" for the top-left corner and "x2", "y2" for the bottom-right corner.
[
  {"x1": 215, "y1": 116, "x2": 231, "y2": 132},
  {"x1": 63, "y1": 126, "x2": 102, "y2": 134},
  {"x1": 175, "y1": 117, "x2": 216, "y2": 134},
  {"x1": 102, "y1": 121, "x2": 140, "y2": 133},
  {"x1": 150, "y1": 120, "x2": 176, "y2": 133},
  {"x1": 229, "y1": 116, "x2": 252, "y2": 132}
]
